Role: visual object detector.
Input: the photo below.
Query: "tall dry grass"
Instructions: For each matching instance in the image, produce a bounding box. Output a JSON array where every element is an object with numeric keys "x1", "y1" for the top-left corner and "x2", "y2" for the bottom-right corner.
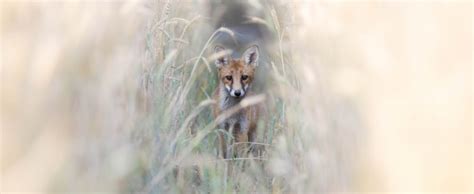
[{"x1": 1, "y1": 0, "x2": 471, "y2": 193}]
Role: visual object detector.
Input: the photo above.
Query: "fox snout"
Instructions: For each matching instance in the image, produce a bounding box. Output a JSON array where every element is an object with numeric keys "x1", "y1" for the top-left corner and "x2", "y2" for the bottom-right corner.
[
  {"x1": 230, "y1": 88, "x2": 245, "y2": 98},
  {"x1": 224, "y1": 83, "x2": 245, "y2": 98},
  {"x1": 226, "y1": 79, "x2": 246, "y2": 98}
]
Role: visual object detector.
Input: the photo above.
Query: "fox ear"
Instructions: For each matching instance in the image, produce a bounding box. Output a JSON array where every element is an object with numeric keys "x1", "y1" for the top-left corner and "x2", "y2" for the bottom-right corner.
[
  {"x1": 242, "y1": 45, "x2": 259, "y2": 67},
  {"x1": 214, "y1": 45, "x2": 230, "y2": 68}
]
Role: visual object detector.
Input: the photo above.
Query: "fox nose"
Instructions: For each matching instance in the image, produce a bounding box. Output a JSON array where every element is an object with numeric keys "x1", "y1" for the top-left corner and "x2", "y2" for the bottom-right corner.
[{"x1": 234, "y1": 90, "x2": 241, "y2": 97}]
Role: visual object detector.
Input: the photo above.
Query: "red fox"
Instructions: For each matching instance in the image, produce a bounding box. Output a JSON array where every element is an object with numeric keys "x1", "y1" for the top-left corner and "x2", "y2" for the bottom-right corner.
[
  {"x1": 209, "y1": 1, "x2": 273, "y2": 158},
  {"x1": 212, "y1": 45, "x2": 262, "y2": 158}
]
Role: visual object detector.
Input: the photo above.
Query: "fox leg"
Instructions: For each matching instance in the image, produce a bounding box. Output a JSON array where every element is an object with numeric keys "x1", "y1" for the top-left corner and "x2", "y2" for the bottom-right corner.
[
  {"x1": 217, "y1": 123, "x2": 229, "y2": 158},
  {"x1": 230, "y1": 122, "x2": 247, "y2": 158},
  {"x1": 234, "y1": 131, "x2": 249, "y2": 157},
  {"x1": 247, "y1": 125, "x2": 263, "y2": 156},
  {"x1": 248, "y1": 126, "x2": 256, "y2": 143},
  {"x1": 218, "y1": 131, "x2": 227, "y2": 158}
]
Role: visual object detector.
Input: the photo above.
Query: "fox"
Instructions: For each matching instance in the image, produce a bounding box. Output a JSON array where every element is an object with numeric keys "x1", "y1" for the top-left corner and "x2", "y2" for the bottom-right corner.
[
  {"x1": 208, "y1": 1, "x2": 274, "y2": 158},
  {"x1": 212, "y1": 45, "x2": 263, "y2": 158}
]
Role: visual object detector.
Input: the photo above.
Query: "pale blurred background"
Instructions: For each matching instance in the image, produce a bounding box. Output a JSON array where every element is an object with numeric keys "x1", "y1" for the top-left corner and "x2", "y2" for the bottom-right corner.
[
  {"x1": 338, "y1": 3, "x2": 471, "y2": 191},
  {"x1": 1, "y1": 0, "x2": 472, "y2": 193},
  {"x1": 290, "y1": 2, "x2": 472, "y2": 191}
]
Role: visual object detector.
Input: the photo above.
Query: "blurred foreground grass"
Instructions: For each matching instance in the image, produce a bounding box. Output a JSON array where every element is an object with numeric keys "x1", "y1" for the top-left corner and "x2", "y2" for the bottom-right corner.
[{"x1": 1, "y1": 0, "x2": 472, "y2": 193}]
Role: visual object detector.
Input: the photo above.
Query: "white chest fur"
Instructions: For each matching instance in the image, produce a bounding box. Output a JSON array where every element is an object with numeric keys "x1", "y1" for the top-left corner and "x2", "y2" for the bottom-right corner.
[{"x1": 219, "y1": 88, "x2": 249, "y2": 133}]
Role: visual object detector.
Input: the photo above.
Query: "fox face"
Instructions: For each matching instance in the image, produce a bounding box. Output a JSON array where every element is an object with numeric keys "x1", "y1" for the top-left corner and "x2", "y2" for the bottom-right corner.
[{"x1": 214, "y1": 45, "x2": 259, "y2": 98}]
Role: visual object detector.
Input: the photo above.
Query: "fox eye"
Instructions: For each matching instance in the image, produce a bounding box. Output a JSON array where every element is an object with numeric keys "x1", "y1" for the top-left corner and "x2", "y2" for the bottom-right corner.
[
  {"x1": 241, "y1": 75, "x2": 248, "y2": 80},
  {"x1": 225, "y1": 75, "x2": 232, "y2": 81}
]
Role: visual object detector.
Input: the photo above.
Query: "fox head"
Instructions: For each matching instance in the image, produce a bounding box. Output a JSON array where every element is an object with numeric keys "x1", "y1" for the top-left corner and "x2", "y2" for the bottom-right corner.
[{"x1": 214, "y1": 45, "x2": 259, "y2": 98}]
